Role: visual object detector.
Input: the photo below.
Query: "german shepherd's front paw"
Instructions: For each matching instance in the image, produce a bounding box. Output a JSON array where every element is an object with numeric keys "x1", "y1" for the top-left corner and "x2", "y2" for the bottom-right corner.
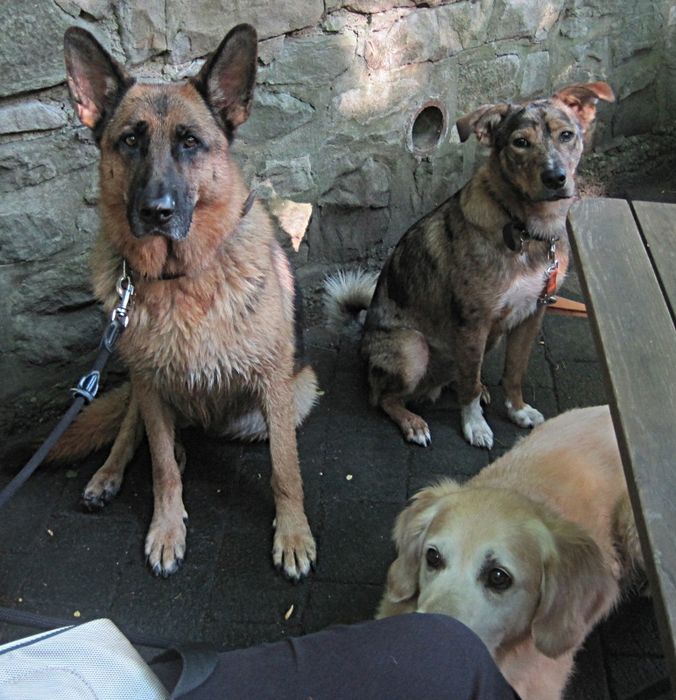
[
  {"x1": 506, "y1": 401, "x2": 545, "y2": 429},
  {"x1": 461, "y1": 399, "x2": 494, "y2": 449},
  {"x1": 81, "y1": 470, "x2": 123, "y2": 511},
  {"x1": 145, "y1": 513, "x2": 188, "y2": 578},
  {"x1": 272, "y1": 514, "x2": 316, "y2": 581}
]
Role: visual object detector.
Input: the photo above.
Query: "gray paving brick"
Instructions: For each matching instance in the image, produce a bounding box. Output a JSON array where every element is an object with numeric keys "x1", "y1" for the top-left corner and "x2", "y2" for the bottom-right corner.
[
  {"x1": 109, "y1": 534, "x2": 221, "y2": 644},
  {"x1": 321, "y1": 446, "x2": 409, "y2": 503},
  {"x1": 544, "y1": 315, "x2": 600, "y2": 364},
  {"x1": 601, "y1": 596, "x2": 664, "y2": 657},
  {"x1": 565, "y1": 629, "x2": 611, "y2": 700},
  {"x1": 553, "y1": 360, "x2": 608, "y2": 410},
  {"x1": 304, "y1": 582, "x2": 383, "y2": 631},
  {"x1": 0, "y1": 469, "x2": 67, "y2": 553},
  {"x1": 316, "y1": 500, "x2": 400, "y2": 585},
  {"x1": 606, "y1": 654, "x2": 669, "y2": 700},
  {"x1": 20, "y1": 512, "x2": 136, "y2": 611}
]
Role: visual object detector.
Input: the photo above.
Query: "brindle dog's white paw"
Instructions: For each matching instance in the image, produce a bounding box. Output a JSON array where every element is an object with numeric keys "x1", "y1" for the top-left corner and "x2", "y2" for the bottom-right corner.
[
  {"x1": 461, "y1": 399, "x2": 494, "y2": 449},
  {"x1": 506, "y1": 401, "x2": 544, "y2": 429},
  {"x1": 145, "y1": 513, "x2": 188, "y2": 578},
  {"x1": 273, "y1": 515, "x2": 316, "y2": 581}
]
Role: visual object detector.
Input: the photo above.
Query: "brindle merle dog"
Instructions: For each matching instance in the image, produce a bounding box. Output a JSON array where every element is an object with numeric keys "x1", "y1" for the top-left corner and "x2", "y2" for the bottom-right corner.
[{"x1": 326, "y1": 83, "x2": 614, "y2": 449}]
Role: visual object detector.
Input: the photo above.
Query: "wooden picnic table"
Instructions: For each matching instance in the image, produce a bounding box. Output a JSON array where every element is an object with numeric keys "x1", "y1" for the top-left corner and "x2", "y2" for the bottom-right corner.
[{"x1": 567, "y1": 198, "x2": 676, "y2": 692}]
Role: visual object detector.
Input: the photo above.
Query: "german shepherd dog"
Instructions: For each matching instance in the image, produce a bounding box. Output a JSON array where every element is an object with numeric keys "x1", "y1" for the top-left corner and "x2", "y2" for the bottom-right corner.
[
  {"x1": 326, "y1": 83, "x2": 614, "y2": 449},
  {"x1": 53, "y1": 25, "x2": 318, "y2": 579}
]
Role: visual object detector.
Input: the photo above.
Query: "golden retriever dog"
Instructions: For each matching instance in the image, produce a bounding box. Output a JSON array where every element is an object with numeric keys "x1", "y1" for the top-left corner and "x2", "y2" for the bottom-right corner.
[{"x1": 377, "y1": 405, "x2": 643, "y2": 699}]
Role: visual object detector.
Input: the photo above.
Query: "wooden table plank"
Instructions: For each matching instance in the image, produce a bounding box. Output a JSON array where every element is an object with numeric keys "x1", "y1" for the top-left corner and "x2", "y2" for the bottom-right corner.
[
  {"x1": 567, "y1": 197, "x2": 676, "y2": 689},
  {"x1": 631, "y1": 201, "x2": 676, "y2": 322}
]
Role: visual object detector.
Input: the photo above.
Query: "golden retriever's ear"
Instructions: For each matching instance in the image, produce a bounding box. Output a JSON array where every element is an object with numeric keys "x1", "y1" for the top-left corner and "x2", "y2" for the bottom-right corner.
[
  {"x1": 552, "y1": 81, "x2": 615, "y2": 133},
  {"x1": 456, "y1": 103, "x2": 512, "y2": 145},
  {"x1": 530, "y1": 516, "x2": 617, "y2": 658},
  {"x1": 384, "y1": 481, "x2": 459, "y2": 603}
]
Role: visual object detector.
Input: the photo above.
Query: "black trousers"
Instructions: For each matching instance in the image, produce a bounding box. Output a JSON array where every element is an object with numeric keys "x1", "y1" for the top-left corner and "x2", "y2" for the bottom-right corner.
[{"x1": 151, "y1": 614, "x2": 520, "y2": 699}]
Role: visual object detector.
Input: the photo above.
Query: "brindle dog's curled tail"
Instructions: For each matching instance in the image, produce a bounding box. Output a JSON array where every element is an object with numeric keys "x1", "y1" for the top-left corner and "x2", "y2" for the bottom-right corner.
[
  {"x1": 323, "y1": 269, "x2": 378, "y2": 331},
  {"x1": 47, "y1": 383, "x2": 132, "y2": 462}
]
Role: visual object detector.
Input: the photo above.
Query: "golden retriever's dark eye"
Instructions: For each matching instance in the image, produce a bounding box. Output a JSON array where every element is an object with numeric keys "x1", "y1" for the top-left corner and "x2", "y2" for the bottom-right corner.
[
  {"x1": 559, "y1": 130, "x2": 575, "y2": 143},
  {"x1": 425, "y1": 547, "x2": 444, "y2": 570},
  {"x1": 512, "y1": 137, "x2": 529, "y2": 148},
  {"x1": 486, "y1": 567, "x2": 512, "y2": 591}
]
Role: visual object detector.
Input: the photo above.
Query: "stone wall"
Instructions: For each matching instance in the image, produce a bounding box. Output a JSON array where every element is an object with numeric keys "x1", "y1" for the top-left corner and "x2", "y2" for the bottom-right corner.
[{"x1": 1, "y1": 0, "x2": 675, "y2": 448}]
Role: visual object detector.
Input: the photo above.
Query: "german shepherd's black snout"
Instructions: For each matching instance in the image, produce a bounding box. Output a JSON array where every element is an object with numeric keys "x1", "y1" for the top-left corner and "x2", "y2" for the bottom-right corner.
[
  {"x1": 129, "y1": 174, "x2": 193, "y2": 240},
  {"x1": 140, "y1": 191, "x2": 175, "y2": 226}
]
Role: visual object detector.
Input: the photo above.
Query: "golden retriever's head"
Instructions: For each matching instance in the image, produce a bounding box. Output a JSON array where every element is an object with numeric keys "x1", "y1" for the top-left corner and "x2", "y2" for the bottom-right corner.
[{"x1": 382, "y1": 480, "x2": 618, "y2": 659}]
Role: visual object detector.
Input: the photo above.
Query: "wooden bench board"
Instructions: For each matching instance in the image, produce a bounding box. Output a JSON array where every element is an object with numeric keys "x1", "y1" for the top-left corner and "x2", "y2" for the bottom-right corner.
[
  {"x1": 567, "y1": 198, "x2": 676, "y2": 688},
  {"x1": 632, "y1": 201, "x2": 676, "y2": 321}
]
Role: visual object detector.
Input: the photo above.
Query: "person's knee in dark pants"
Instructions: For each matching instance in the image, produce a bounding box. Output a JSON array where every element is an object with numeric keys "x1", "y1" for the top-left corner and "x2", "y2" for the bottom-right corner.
[{"x1": 153, "y1": 613, "x2": 519, "y2": 699}]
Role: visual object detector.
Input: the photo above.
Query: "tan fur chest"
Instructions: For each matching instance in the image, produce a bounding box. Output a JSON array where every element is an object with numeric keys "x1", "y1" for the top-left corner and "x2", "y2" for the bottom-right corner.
[{"x1": 109, "y1": 277, "x2": 273, "y2": 399}]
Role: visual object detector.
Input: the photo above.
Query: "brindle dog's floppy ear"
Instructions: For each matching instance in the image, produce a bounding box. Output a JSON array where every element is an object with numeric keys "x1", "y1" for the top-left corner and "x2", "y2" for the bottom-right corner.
[
  {"x1": 530, "y1": 514, "x2": 617, "y2": 659},
  {"x1": 456, "y1": 102, "x2": 513, "y2": 145},
  {"x1": 384, "y1": 481, "x2": 459, "y2": 604},
  {"x1": 63, "y1": 27, "x2": 133, "y2": 136},
  {"x1": 552, "y1": 81, "x2": 615, "y2": 133},
  {"x1": 193, "y1": 24, "x2": 258, "y2": 138}
]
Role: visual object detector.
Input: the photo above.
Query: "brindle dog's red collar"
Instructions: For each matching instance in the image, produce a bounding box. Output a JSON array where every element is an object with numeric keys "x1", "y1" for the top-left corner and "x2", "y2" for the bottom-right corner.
[{"x1": 123, "y1": 190, "x2": 257, "y2": 283}]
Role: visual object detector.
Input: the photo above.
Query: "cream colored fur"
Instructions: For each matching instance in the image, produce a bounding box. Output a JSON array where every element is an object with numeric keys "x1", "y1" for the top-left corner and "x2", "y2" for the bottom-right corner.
[{"x1": 377, "y1": 405, "x2": 643, "y2": 699}]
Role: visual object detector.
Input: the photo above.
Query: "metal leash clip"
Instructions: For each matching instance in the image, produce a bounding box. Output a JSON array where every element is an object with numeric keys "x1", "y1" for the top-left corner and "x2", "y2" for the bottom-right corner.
[
  {"x1": 102, "y1": 261, "x2": 135, "y2": 352},
  {"x1": 71, "y1": 370, "x2": 101, "y2": 403},
  {"x1": 112, "y1": 260, "x2": 135, "y2": 328}
]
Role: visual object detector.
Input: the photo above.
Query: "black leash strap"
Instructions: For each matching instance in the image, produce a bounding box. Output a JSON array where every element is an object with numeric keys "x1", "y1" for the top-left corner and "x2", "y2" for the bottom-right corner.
[{"x1": 0, "y1": 270, "x2": 134, "y2": 512}]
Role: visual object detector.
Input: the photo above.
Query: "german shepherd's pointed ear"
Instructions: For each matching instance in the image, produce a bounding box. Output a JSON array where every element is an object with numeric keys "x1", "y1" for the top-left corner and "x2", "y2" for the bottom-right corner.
[
  {"x1": 384, "y1": 481, "x2": 460, "y2": 604},
  {"x1": 64, "y1": 27, "x2": 133, "y2": 136},
  {"x1": 193, "y1": 24, "x2": 258, "y2": 139},
  {"x1": 530, "y1": 515, "x2": 617, "y2": 659},
  {"x1": 456, "y1": 103, "x2": 513, "y2": 145},
  {"x1": 552, "y1": 81, "x2": 615, "y2": 133}
]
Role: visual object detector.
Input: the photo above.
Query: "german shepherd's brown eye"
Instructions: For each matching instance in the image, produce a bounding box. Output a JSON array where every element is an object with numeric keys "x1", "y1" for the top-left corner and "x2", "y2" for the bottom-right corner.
[
  {"x1": 182, "y1": 135, "x2": 200, "y2": 149},
  {"x1": 425, "y1": 546, "x2": 444, "y2": 570},
  {"x1": 512, "y1": 137, "x2": 529, "y2": 149},
  {"x1": 122, "y1": 133, "x2": 138, "y2": 148},
  {"x1": 559, "y1": 130, "x2": 575, "y2": 143},
  {"x1": 486, "y1": 567, "x2": 512, "y2": 591}
]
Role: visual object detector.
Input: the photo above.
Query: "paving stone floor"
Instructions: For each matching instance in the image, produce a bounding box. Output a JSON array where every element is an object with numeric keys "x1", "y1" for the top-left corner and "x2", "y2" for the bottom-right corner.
[{"x1": 1, "y1": 183, "x2": 674, "y2": 699}]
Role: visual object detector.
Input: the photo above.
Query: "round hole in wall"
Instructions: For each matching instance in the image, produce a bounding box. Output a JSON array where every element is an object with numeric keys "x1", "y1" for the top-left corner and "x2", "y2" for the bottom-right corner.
[{"x1": 409, "y1": 101, "x2": 447, "y2": 155}]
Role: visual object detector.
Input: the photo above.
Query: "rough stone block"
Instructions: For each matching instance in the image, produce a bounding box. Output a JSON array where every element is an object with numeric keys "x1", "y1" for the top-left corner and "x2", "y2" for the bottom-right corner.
[
  {"x1": 167, "y1": 0, "x2": 324, "y2": 61},
  {"x1": 0, "y1": 101, "x2": 68, "y2": 136},
  {"x1": 0, "y1": 0, "x2": 73, "y2": 96},
  {"x1": 239, "y1": 89, "x2": 315, "y2": 143}
]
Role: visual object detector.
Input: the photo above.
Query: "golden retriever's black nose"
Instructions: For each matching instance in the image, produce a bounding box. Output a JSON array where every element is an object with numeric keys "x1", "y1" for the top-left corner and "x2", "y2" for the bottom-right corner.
[
  {"x1": 140, "y1": 192, "x2": 175, "y2": 225},
  {"x1": 541, "y1": 167, "x2": 567, "y2": 190}
]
